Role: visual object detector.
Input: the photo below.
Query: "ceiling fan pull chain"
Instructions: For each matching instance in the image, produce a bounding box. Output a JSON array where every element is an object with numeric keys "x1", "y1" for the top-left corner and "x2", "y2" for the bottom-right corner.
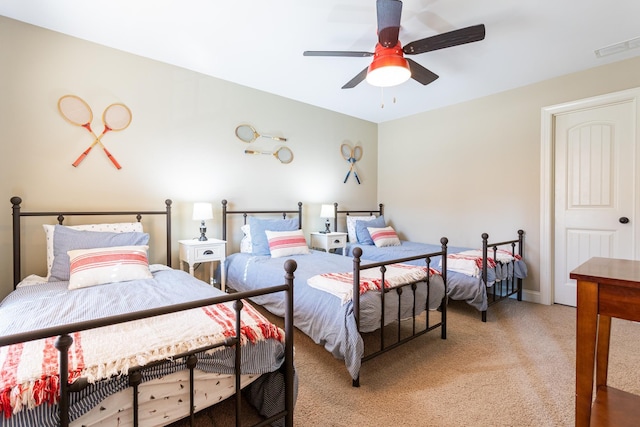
[{"x1": 380, "y1": 87, "x2": 385, "y2": 109}]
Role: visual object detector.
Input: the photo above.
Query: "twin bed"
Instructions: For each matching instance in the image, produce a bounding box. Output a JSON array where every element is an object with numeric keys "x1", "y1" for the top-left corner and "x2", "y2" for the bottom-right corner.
[
  {"x1": 333, "y1": 203, "x2": 528, "y2": 322},
  {"x1": 221, "y1": 200, "x2": 448, "y2": 387},
  {"x1": 1, "y1": 197, "x2": 295, "y2": 427}
]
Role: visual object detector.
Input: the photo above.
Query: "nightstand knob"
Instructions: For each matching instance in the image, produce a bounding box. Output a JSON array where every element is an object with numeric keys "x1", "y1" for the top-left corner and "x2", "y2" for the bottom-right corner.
[
  {"x1": 333, "y1": 239, "x2": 340, "y2": 244},
  {"x1": 203, "y1": 250, "x2": 213, "y2": 255}
]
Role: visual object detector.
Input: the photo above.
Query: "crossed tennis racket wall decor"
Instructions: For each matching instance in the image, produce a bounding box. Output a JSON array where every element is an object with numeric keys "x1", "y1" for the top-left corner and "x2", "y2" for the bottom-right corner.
[
  {"x1": 235, "y1": 123, "x2": 293, "y2": 164},
  {"x1": 341, "y1": 143, "x2": 363, "y2": 184},
  {"x1": 58, "y1": 95, "x2": 132, "y2": 170}
]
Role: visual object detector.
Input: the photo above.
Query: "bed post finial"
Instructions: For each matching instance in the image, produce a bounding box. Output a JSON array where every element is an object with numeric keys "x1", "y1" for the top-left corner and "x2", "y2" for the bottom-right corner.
[
  {"x1": 165, "y1": 199, "x2": 172, "y2": 267},
  {"x1": 221, "y1": 200, "x2": 228, "y2": 241},
  {"x1": 517, "y1": 229, "x2": 524, "y2": 257},
  {"x1": 11, "y1": 196, "x2": 22, "y2": 289}
]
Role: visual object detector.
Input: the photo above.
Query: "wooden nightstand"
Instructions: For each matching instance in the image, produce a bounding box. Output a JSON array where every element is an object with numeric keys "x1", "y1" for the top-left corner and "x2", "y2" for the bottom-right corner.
[
  {"x1": 179, "y1": 239, "x2": 227, "y2": 291},
  {"x1": 309, "y1": 232, "x2": 347, "y2": 255}
]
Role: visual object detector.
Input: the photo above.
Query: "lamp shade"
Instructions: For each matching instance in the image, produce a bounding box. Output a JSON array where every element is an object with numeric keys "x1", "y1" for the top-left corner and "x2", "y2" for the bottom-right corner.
[
  {"x1": 192, "y1": 202, "x2": 213, "y2": 221},
  {"x1": 366, "y1": 42, "x2": 411, "y2": 87},
  {"x1": 320, "y1": 204, "x2": 334, "y2": 219}
]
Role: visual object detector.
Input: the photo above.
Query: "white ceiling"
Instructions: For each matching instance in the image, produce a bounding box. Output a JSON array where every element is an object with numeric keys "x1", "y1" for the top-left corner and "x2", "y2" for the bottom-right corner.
[{"x1": 2, "y1": 0, "x2": 640, "y2": 123}]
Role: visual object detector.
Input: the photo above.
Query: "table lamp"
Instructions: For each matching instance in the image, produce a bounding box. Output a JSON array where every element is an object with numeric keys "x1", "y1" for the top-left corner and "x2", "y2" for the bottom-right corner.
[
  {"x1": 320, "y1": 204, "x2": 334, "y2": 233},
  {"x1": 192, "y1": 202, "x2": 213, "y2": 241}
]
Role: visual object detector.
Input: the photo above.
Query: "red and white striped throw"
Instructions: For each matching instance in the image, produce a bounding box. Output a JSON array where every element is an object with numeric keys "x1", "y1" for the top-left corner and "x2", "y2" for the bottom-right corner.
[
  {"x1": 307, "y1": 263, "x2": 440, "y2": 304},
  {"x1": 0, "y1": 301, "x2": 283, "y2": 417}
]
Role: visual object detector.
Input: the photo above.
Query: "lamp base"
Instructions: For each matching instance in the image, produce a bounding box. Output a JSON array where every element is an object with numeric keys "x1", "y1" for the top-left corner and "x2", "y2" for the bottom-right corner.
[
  {"x1": 198, "y1": 223, "x2": 208, "y2": 241},
  {"x1": 323, "y1": 220, "x2": 331, "y2": 234}
]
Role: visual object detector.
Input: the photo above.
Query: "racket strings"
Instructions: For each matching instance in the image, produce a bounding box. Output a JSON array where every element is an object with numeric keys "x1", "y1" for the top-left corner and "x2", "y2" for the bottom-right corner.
[
  {"x1": 58, "y1": 96, "x2": 93, "y2": 127},
  {"x1": 103, "y1": 104, "x2": 132, "y2": 131}
]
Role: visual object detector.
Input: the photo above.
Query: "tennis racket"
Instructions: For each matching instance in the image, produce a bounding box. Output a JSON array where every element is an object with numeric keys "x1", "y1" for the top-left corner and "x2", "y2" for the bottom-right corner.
[
  {"x1": 235, "y1": 124, "x2": 287, "y2": 143},
  {"x1": 58, "y1": 95, "x2": 130, "y2": 169},
  {"x1": 71, "y1": 103, "x2": 132, "y2": 168},
  {"x1": 244, "y1": 147, "x2": 294, "y2": 164},
  {"x1": 340, "y1": 143, "x2": 363, "y2": 184}
]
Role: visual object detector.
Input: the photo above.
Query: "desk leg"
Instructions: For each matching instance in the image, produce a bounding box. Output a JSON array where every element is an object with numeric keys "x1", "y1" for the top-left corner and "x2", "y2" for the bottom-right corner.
[
  {"x1": 595, "y1": 314, "x2": 612, "y2": 389},
  {"x1": 576, "y1": 279, "x2": 598, "y2": 427}
]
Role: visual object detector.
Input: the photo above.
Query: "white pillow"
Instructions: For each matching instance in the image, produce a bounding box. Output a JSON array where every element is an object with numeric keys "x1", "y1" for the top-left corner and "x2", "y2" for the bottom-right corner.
[
  {"x1": 346, "y1": 215, "x2": 375, "y2": 242},
  {"x1": 240, "y1": 224, "x2": 252, "y2": 253},
  {"x1": 67, "y1": 245, "x2": 152, "y2": 290},
  {"x1": 367, "y1": 226, "x2": 401, "y2": 248},
  {"x1": 44, "y1": 222, "x2": 144, "y2": 279},
  {"x1": 264, "y1": 229, "x2": 310, "y2": 258}
]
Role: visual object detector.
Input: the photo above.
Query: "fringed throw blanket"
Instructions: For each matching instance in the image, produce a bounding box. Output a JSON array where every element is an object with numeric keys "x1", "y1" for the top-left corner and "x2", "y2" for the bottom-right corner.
[
  {"x1": 0, "y1": 301, "x2": 284, "y2": 418},
  {"x1": 307, "y1": 263, "x2": 440, "y2": 305},
  {"x1": 443, "y1": 249, "x2": 520, "y2": 277}
]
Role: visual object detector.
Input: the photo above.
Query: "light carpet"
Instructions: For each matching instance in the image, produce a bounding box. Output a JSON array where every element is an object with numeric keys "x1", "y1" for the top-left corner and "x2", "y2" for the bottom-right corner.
[{"x1": 169, "y1": 298, "x2": 640, "y2": 426}]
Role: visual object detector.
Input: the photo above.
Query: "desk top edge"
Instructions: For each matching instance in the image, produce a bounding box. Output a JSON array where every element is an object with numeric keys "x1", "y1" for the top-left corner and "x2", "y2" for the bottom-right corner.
[{"x1": 570, "y1": 257, "x2": 640, "y2": 287}]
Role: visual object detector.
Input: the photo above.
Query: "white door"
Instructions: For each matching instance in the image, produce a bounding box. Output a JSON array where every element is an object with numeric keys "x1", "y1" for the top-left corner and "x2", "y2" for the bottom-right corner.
[{"x1": 553, "y1": 101, "x2": 635, "y2": 306}]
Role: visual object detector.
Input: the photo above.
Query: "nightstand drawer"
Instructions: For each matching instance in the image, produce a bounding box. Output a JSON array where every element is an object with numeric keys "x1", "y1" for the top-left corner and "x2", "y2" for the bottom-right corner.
[
  {"x1": 327, "y1": 234, "x2": 347, "y2": 248},
  {"x1": 194, "y1": 245, "x2": 224, "y2": 261}
]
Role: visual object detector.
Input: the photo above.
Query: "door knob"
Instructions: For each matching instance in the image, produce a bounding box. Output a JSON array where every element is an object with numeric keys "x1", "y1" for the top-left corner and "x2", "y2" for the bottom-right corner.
[{"x1": 619, "y1": 217, "x2": 630, "y2": 224}]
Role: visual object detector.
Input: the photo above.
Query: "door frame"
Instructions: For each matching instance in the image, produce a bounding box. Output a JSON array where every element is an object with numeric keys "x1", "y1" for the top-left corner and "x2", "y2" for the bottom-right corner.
[{"x1": 540, "y1": 87, "x2": 640, "y2": 305}]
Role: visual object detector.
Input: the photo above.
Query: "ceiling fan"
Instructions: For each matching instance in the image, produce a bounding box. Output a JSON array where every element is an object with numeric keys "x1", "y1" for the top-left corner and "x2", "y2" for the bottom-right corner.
[{"x1": 303, "y1": 0, "x2": 486, "y2": 89}]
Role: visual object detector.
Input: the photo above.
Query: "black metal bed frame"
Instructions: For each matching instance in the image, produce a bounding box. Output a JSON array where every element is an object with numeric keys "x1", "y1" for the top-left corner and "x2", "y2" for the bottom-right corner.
[
  {"x1": 5, "y1": 197, "x2": 295, "y2": 427},
  {"x1": 333, "y1": 202, "x2": 525, "y2": 322},
  {"x1": 222, "y1": 200, "x2": 448, "y2": 387},
  {"x1": 480, "y1": 230, "x2": 525, "y2": 322}
]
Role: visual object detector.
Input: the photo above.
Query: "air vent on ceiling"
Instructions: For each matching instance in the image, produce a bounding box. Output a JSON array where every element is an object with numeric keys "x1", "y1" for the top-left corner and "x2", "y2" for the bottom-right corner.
[{"x1": 595, "y1": 36, "x2": 640, "y2": 58}]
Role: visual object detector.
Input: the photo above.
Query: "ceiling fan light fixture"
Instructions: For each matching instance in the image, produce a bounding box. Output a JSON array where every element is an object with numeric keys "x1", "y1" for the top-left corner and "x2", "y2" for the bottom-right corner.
[{"x1": 366, "y1": 43, "x2": 411, "y2": 87}]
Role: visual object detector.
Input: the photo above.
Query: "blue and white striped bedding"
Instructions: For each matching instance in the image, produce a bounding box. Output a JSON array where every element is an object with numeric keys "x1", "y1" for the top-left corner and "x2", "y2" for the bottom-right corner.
[
  {"x1": 225, "y1": 250, "x2": 445, "y2": 381},
  {"x1": 0, "y1": 266, "x2": 290, "y2": 427},
  {"x1": 343, "y1": 241, "x2": 528, "y2": 312}
]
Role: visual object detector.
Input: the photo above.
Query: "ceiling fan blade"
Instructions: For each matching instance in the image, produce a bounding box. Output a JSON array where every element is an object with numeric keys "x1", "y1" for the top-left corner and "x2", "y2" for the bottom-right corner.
[
  {"x1": 303, "y1": 50, "x2": 373, "y2": 58},
  {"x1": 377, "y1": 0, "x2": 402, "y2": 48},
  {"x1": 406, "y1": 58, "x2": 439, "y2": 85},
  {"x1": 403, "y1": 24, "x2": 486, "y2": 55},
  {"x1": 342, "y1": 67, "x2": 369, "y2": 89}
]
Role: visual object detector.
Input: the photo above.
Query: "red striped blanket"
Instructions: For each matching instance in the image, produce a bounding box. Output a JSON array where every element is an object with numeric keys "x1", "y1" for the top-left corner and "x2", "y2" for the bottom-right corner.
[
  {"x1": 0, "y1": 301, "x2": 283, "y2": 418},
  {"x1": 444, "y1": 249, "x2": 520, "y2": 277},
  {"x1": 307, "y1": 263, "x2": 440, "y2": 304}
]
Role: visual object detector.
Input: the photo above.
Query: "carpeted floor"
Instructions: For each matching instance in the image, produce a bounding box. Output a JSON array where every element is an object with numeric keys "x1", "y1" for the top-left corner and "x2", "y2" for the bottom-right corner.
[{"x1": 169, "y1": 299, "x2": 640, "y2": 426}]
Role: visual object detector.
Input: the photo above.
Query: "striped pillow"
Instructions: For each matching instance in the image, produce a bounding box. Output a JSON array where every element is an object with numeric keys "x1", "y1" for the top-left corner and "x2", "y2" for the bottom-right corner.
[
  {"x1": 367, "y1": 226, "x2": 401, "y2": 248},
  {"x1": 265, "y1": 229, "x2": 310, "y2": 258},
  {"x1": 67, "y1": 245, "x2": 152, "y2": 289}
]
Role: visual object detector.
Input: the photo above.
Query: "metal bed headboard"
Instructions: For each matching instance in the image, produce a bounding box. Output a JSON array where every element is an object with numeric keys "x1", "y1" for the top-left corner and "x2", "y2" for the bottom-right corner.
[
  {"x1": 332, "y1": 202, "x2": 384, "y2": 232},
  {"x1": 11, "y1": 196, "x2": 173, "y2": 289},
  {"x1": 221, "y1": 199, "x2": 303, "y2": 241}
]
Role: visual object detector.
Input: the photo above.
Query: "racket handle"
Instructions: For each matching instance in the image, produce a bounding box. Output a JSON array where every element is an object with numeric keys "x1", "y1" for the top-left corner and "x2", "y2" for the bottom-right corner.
[
  {"x1": 354, "y1": 172, "x2": 361, "y2": 184},
  {"x1": 103, "y1": 147, "x2": 122, "y2": 169},
  {"x1": 344, "y1": 171, "x2": 350, "y2": 183},
  {"x1": 72, "y1": 146, "x2": 94, "y2": 167},
  {"x1": 271, "y1": 136, "x2": 288, "y2": 142}
]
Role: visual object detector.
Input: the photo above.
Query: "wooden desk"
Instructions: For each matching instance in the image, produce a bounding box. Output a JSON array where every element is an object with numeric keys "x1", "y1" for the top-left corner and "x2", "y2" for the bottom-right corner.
[{"x1": 570, "y1": 257, "x2": 640, "y2": 427}]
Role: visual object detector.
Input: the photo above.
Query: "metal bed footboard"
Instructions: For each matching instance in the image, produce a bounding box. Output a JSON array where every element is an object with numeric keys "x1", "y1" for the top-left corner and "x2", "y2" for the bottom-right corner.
[
  {"x1": 480, "y1": 230, "x2": 525, "y2": 322},
  {"x1": 0, "y1": 276, "x2": 296, "y2": 427},
  {"x1": 350, "y1": 238, "x2": 448, "y2": 387}
]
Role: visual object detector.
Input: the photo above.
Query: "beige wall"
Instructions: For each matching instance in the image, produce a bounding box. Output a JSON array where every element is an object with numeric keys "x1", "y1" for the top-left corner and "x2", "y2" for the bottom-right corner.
[
  {"x1": 378, "y1": 55, "x2": 640, "y2": 301},
  {"x1": 0, "y1": 17, "x2": 378, "y2": 298},
  {"x1": 3, "y1": 16, "x2": 640, "y2": 303}
]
